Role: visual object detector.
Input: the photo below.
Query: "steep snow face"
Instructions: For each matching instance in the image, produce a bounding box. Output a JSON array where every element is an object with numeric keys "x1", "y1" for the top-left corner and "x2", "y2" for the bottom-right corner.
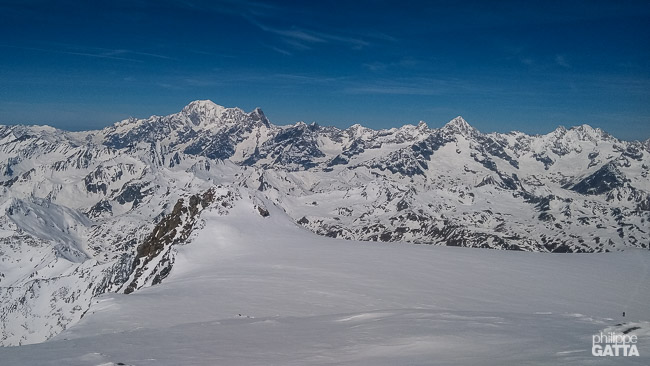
[
  {"x1": 1, "y1": 195, "x2": 649, "y2": 365},
  {"x1": 0, "y1": 100, "x2": 649, "y2": 346}
]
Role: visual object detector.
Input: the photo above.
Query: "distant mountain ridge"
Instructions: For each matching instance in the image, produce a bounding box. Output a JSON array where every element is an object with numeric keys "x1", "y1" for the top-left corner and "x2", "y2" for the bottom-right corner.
[{"x1": 1, "y1": 100, "x2": 649, "y2": 345}]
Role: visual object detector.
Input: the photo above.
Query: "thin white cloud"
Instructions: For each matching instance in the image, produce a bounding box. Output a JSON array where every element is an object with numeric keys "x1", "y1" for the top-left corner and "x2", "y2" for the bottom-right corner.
[
  {"x1": 555, "y1": 55, "x2": 570, "y2": 68},
  {"x1": 246, "y1": 16, "x2": 369, "y2": 50},
  {"x1": 345, "y1": 85, "x2": 443, "y2": 95},
  {"x1": 310, "y1": 30, "x2": 369, "y2": 49},
  {"x1": 174, "y1": 0, "x2": 281, "y2": 17},
  {"x1": 363, "y1": 58, "x2": 422, "y2": 72},
  {"x1": 520, "y1": 57, "x2": 535, "y2": 66},
  {"x1": 104, "y1": 49, "x2": 174, "y2": 60},
  {"x1": 266, "y1": 45, "x2": 293, "y2": 56},
  {"x1": 343, "y1": 77, "x2": 505, "y2": 96},
  {"x1": 259, "y1": 24, "x2": 326, "y2": 43},
  {"x1": 0, "y1": 44, "x2": 143, "y2": 62},
  {"x1": 0, "y1": 44, "x2": 174, "y2": 62},
  {"x1": 363, "y1": 62, "x2": 389, "y2": 72},
  {"x1": 183, "y1": 78, "x2": 220, "y2": 87}
]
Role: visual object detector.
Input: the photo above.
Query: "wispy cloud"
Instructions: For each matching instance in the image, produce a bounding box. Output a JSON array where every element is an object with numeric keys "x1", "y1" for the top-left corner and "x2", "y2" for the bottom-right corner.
[
  {"x1": 142, "y1": 71, "x2": 345, "y2": 92},
  {"x1": 310, "y1": 30, "x2": 369, "y2": 49},
  {"x1": 217, "y1": 72, "x2": 346, "y2": 86},
  {"x1": 253, "y1": 20, "x2": 326, "y2": 43},
  {"x1": 246, "y1": 16, "x2": 369, "y2": 50},
  {"x1": 362, "y1": 62, "x2": 389, "y2": 72},
  {"x1": 266, "y1": 45, "x2": 292, "y2": 56},
  {"x1": 345, "y1": 85, "x2": 443, "y2": 96},
  {"x1": 362, "y1": 58, "x2": 422, "y2": 72},
  {"x1": 345, "y1": 78, "x2": 451, "y2": 96},
  {"x1": 104, "y1": 49, "x2": 174, "y2": 60},
  {"x1": 0, "y1": 43, "x2": 174, "y2": 62},
  {"x1": 156, "y1": 82, "x2": 177, "y2": 89},
  {"x1": 555, "y1": 54, "x2": 570, "y2": 68},
  {"x1": 520, "y1": 57, "x2": 535, "y2": 66},
  {"x1": 171, "y1": 0, "x2": 281, "y2": 18},
  {"x1": 0, "y1": 44, "x2": 142, "y2": 62},
  {"x1": 183, "y1": 78, "x2": 220, "y2": 87},
  {"x1": 343, "y1": 77, "x2": 505, "y2": 96}
]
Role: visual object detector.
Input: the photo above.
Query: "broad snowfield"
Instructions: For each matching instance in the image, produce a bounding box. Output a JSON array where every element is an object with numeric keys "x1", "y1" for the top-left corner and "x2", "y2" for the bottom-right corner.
[{"x1": 1, "y1": 196, "x2": 648, "y2": 365}]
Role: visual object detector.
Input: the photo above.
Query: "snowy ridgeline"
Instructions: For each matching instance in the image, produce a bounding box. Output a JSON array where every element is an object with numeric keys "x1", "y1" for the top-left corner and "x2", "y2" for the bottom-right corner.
[
  {"x1": 0, "y1": 194, "x2": 649, "y2": 365},
  {"x1": 0, "y1": 100, "x2": 649, "y2": 351}
]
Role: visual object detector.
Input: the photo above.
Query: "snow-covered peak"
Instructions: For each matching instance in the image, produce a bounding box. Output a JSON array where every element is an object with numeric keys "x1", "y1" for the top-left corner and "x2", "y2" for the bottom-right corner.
[
  {"x1": 547, "y1": 125, "x2": 568, "y2": 139},
  {"x1": 392, "y1": 120, "x2": 430, "y2": 138},
  {"x1": 440, "y1": 116, "x2": 479, "y2": 137},
  {"x1": 178, "y1": 101, "x2": 271, "y2": 129},
  {"x1": 249, "y1": 107, "x2": 270, "y2": 127},
  {"x1": 181, "y1": 100, "x2": 226, "y2": 115},
  {"x1": 180, "y1": 100, "x2": 229, "y2": 126},
  {"x1": 568, "y1": 124, "x2": 612, "y2": 142},
  {"x1": 545, "y1": 124, "x2": 613, "y2": 147},
  {"x1": 342, "y1": 123, "x2": 373, "y2": 141},
  {"x1": 346, "y1": 123, "x2": 363, "y2": 133}
]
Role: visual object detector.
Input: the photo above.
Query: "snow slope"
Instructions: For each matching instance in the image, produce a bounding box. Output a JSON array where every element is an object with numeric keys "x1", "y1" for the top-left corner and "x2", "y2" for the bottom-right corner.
[{"x1": 1, "y1": 194, "x2": 648, "y2": 365}]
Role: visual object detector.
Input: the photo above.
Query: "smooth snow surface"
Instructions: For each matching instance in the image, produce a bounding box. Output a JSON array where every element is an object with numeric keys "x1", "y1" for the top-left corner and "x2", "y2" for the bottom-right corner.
[{"x1": 1, "y1": 196, "x2": 649, "y2": 365}]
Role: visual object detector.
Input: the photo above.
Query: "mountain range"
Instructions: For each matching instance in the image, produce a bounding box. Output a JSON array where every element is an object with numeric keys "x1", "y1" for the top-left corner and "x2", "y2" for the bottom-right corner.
[{"x1": 1, "y1": 100, "x2": 649, "y2": 345}]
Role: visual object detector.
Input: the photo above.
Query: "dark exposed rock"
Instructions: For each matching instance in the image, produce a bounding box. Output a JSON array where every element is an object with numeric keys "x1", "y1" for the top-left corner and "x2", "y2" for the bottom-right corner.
[
  {"x1": 476, "y1": 175, "x2": 498, "y2": 188},
  {"x1": 533, "y1": 153, "x2": 554, "y2": 170},
  {"x1": 327, "y1": 155, "x2": 349, "y2": 167},
  {"x1": 115, "y1": 183, "x2": 153, "y2": 208},
  {"x1": 477, "y1": 135, "x2": 519, "y2": 169},
  {"x1": 623, "y1": 145, "x2": 644, "y2": 161},
  {"x1": 343, "y1": 139, "x2": 366, "y2": 157},
  {"x1": 256, "y1": 205, "x2": 270, "y2": 217},
  {"x1": 87, "y1": 200, "x2": 112, "y2": 218},
  {"x1": 169, "y1": 152, "x2": 181, "y2": 167},
  {"x1": 123, "y1": 188, "x2": 218, "y2": 294},
  {"x1": 396, "y1": 199, "x2": 409, "y2": 211},
  {"x1": 572, "y1": 163, "x2": 627, "y2": 195},
  {"x1": 1, "y1": 176, "x2": 18, "y2": 187}
]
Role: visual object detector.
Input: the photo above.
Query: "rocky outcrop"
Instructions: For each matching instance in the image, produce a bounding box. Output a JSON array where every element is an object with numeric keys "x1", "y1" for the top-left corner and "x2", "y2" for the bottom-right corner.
[{"x1": 123, "y1": 188, "x2": 224, "y2": 294}]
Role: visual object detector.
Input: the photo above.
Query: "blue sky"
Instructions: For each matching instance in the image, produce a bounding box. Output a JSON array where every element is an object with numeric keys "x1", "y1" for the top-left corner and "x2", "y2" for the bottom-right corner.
[{"x1": 1, "y1": 0, "x2": 649, "y2": 140}]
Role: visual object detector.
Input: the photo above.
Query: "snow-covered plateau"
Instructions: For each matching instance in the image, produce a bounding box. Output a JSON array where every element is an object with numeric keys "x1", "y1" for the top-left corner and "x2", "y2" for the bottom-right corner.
[{"x1": 0, "y1": 100, "x2": 649, "y2": 364}]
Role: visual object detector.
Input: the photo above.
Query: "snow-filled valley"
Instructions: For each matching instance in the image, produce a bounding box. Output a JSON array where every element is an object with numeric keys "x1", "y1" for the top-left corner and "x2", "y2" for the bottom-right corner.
[
  {"x1": 0, "y1": 100, "x2": 649, "y2": 363},
  {"x1": 1, "y1": 194, "x2": 649, "y2": 365}
]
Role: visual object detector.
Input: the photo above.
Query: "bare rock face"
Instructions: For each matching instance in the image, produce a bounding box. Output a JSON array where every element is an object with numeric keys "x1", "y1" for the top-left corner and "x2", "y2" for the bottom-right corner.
[
  {"x1": 572, "y1": 163, "x2": 627, "y2": 195},
  {"x1": 122, "y1": 187, "x2": 234, "y2": 294}
]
